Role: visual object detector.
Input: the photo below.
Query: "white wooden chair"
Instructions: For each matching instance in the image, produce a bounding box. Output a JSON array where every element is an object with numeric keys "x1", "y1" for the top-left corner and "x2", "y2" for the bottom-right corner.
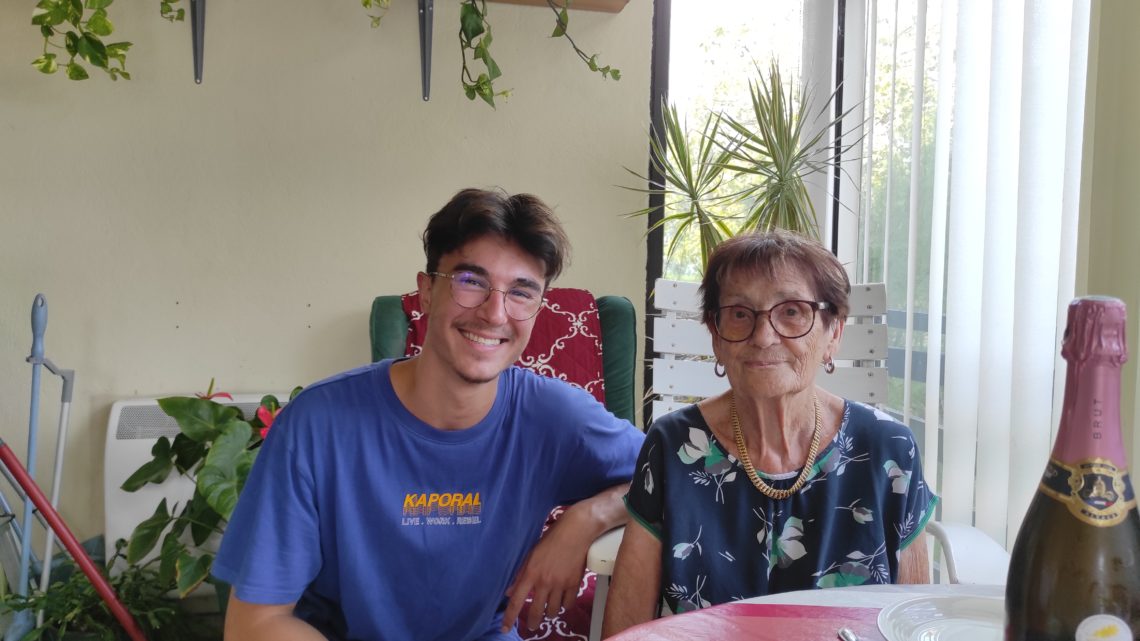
[{"x1": 585, "y1": 278, "x2": 1007, "y2": 639}]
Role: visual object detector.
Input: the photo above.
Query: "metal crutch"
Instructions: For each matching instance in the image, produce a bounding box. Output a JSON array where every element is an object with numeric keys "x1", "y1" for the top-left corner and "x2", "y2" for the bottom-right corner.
[
  {"x1": 0, "y1": 466, "x2": 48, "y2": 596},
  {"x1": 6, "y1": 295, "x2": 47, "y2": 641},
  {"x1": 34, "y1": 344, "x2": 75, "y2": 625}
]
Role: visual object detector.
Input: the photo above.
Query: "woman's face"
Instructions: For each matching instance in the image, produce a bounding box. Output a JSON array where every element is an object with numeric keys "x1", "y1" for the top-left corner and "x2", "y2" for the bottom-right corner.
[{"x1": 709, "y1": 264, "x2": 843, "y2": 400}]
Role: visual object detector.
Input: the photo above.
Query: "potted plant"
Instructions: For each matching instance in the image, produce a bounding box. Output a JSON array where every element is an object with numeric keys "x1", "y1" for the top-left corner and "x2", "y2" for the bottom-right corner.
[
  {"x1": 0, "y1": 539, "x2": 216, "y2": 641},
  {"x1": 624, "y1": 61, "x2": 862, "y2": 272},
  {"x1": 117, "y1": 382, "x2": 300, "y2": 607}
]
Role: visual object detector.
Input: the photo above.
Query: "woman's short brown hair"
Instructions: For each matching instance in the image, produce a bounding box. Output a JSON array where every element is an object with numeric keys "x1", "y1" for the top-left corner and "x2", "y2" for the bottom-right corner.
[{"x1": 700, "y1": 229, "x2": 850, "y2": 327}]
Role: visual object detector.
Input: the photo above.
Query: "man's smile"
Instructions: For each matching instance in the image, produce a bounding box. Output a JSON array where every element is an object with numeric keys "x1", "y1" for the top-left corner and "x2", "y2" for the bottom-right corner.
[{"x1": 460, "y1": 329, "x2": 508, "y2": 346}]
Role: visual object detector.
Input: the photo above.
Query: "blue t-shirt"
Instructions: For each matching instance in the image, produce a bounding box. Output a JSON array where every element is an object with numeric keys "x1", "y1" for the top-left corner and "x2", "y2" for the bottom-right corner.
[
  {"x1": 625, "y1": 401, "x2": 937, "y2": 613},
  {"x1": 212, "y1": 360, "x2": 645, "y2": 641}
]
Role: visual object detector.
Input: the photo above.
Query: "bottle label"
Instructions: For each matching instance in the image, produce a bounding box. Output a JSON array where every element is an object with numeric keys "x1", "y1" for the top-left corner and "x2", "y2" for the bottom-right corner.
[
  {"x1": 1075, "y1": 614, "x2": 1132, "y2": 641},
  {"x1": 1039, "y1": 457, "x2": 1136, "y2": 527}
]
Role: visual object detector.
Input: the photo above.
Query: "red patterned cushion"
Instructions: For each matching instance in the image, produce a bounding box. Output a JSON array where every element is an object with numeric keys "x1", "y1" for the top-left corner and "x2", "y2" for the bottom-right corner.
[{"x1": 398, "y1": 287, "x2": 604, "y2": 640}]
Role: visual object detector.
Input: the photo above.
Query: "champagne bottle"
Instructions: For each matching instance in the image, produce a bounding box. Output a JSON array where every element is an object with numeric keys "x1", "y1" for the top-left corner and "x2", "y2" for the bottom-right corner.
[{"x1": 1006, "y1": 296, "x2": 1140, "y2": 641}]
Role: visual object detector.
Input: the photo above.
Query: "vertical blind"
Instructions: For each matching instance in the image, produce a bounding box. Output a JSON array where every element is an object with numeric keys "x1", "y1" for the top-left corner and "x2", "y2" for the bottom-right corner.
[{"x1": 855, "y1": 0, "x2": 1091, "y2": 547}]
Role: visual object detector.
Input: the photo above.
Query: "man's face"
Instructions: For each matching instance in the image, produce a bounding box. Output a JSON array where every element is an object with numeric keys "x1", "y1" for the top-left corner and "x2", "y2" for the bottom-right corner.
[{"x1": 416, "y1": 235, "x2": 546, "y2": 386}]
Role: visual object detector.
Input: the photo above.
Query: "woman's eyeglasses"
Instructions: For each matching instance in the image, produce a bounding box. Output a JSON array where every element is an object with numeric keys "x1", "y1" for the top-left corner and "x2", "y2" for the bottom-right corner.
[
  {"x1": 429, "y1": 271, "x2": 545, "y2": 321},
  {"x1": 714, "y1": 300, "x2": 832, "y2": 341}
]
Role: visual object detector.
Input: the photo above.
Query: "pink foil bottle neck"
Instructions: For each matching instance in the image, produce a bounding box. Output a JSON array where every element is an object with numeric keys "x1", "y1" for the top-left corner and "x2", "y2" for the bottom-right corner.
[{"x1": 1052, "y1": 296, "x2": 1130, "y2": 468}]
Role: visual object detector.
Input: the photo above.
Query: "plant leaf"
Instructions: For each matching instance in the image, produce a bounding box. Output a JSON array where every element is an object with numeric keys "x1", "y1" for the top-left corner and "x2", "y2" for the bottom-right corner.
[
  {"x1": 158, "y1": 532, "x2": 184, "y2": 586},
  {"x1": 196, "y1": 420, "x2": 255, "y2": 519},
  {"x1": 66, "y1": 0, "x2": 83, "y2": 25},
  {"x1": 32, "y1": 0, "x2": 68, "y2": 27},
  {"x1": 86, "y1": 9, "x2": 112, "y2": 36},
  {"x1": 170, "y1": 432, "x2": 207, "y2": 474},
  {"x1": 483, "y1": 52, "x2": 501, "y2": 82},
  {"x1": 158, "y1": 396, "x2": 242, "y2": 442},
  {"x1": 65, "y1": 61, "x2": 89, "y2": 80},
  {"x1": 126, "y1": 498, "x2": 170, "y2": 564},
  {"x1": 176, "y1": 552, "x2": 213, "y2": 597},
  {"x1": 120, "y1": 437, "x2": 174, "y2": 491},
  {"x1": 459, "y1": 2, "x2": 485, "y2": 42},
  {"x1": 475, "y1": 74, "x2": 495, "y2": 107},
  {"x1": 551, "y1": 8, "x2": 568, "y2": 37},
  {"x1": 104, "y1": 40, "x2": 130, "y2": 66},
  {"x1": 76, "y1": 32, "x2": 108, "y2": 67},
  {"x1": 31, "y1": 53, "x2": 59, "y2": 74},
  {"x1": 187, "y1": 491, "x2": 222, "y2": 546},
  {"x1": 64, "y1": 30, "x2": 79, "y2": 55}
]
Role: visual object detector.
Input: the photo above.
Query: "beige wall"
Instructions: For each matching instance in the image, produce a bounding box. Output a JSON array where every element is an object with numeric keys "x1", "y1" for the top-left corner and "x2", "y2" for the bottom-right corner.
[
  {"x1": 0, "y1": 1, "x2": 652, "y2": 539},
  {"x1": 1085, "y1": 0, "x2": 1140, "y2": 473}
]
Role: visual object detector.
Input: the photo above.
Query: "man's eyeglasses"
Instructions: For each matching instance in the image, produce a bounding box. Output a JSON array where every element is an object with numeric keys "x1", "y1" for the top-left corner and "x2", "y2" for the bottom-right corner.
[
  {"x1": 714, "y1": 300, "x2": 832, "y2": 341},
  {"x1": 429, "y1": 271, "x2": 545, "y2": 321}
]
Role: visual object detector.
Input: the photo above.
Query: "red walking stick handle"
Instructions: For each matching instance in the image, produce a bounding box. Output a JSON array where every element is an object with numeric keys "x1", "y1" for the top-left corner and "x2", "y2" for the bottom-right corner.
[{"x1": 0, "y1": 443, "x2": 148, "y2": 641}]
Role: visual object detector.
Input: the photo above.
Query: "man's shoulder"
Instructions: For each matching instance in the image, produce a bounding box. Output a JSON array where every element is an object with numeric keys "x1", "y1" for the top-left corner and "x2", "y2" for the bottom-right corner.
[
  {"x1": 281, "y1": 361, "x2": 389, "y2": 417},
  {"x1": 500, "y1": 365, "x2": 593, "y2": 403},
  {"x1": 499, "y1": 367, "x2": 639, "y2": 438}
]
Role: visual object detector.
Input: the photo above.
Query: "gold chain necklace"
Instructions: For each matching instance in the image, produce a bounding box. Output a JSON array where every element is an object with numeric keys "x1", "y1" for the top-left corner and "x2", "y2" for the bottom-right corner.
[{"x1": 730, "y1": 391, "x2": 822, "y2": 500}]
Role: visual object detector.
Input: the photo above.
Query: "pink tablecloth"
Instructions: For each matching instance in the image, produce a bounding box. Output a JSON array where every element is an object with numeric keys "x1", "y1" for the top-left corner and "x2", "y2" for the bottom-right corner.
[{"x1": 611, "y1": 603, "x2": 886, "y2": 641}]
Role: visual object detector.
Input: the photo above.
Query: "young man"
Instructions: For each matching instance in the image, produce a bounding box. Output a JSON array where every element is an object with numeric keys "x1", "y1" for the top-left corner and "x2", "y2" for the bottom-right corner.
[{"x1": 212, "y1": 188, "x2": 645, "y2": 641}]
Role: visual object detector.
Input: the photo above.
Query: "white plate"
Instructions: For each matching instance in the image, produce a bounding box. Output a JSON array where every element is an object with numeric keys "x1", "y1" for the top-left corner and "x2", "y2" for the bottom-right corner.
[{"x1": 877, "y1": 595, "x2": 1004, "y2": 641}]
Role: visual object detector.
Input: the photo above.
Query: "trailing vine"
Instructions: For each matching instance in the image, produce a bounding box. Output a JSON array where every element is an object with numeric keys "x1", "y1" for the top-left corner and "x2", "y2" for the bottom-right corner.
[
  {"x1": 543, "y1": 0, "x2": 620, "y2": 81},
  {"x1": 458, "y1": 0, "x2": 508, "y2": 106},
  {"x1": 457, "y1": 0, "x2": 621, "y2": 107},
  {"x1": 28, "y1": 0, "x2": 619, "y2": 107},
  {"x1": 30, "y1": 0, "x2": 138, "y2": 80},
  {"x1": 361, "y1": 0, "x2": 391, "y2": 29}
]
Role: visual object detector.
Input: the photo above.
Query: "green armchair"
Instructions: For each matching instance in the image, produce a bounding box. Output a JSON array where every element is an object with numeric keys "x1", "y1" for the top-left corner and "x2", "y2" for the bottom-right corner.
[{"x1": 369, "y1": 291, "x2": 638, "y2": 423}]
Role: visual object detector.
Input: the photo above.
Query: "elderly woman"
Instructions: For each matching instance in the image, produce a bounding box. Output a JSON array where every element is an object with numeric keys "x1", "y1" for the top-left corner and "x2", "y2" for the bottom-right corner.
[{"x1": 603, "y1": 230, "x2": 937, "y2": 635}]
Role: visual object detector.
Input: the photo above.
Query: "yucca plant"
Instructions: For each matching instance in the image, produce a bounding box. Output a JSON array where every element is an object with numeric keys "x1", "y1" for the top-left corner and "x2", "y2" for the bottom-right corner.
[
  {"x1": 625, "y1": 61, "x2": 863, "y2": 272},
  {"x1": 623, "y1": 102, "x2": 741, "y2": 269},
  {"x1": 722, "y1": 62, "x2": 862, "y2": 237}
]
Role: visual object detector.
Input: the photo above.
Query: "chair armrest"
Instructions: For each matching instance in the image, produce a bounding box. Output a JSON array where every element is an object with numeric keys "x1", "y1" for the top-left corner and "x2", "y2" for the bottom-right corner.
[
  {"x1": 925, "y1": 520, "x2": 1010, "y2": 585},
  {"x1": 586, "y1": 525, "x2": 626, "y2": 577},
  {"x1": 370, "y1": 295, "x2": 410, "y2": 362}
]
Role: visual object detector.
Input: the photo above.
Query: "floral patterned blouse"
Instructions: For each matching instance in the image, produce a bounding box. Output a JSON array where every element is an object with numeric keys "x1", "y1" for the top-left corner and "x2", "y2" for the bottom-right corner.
[{"x1": 625, "y1": 400, "x2": 938, "y2": 613}]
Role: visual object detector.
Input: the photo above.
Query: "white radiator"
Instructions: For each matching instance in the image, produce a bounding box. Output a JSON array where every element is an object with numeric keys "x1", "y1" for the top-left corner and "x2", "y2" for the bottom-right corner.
[{"x1": 103, "y1": 395, "x2": 283, "y2": 566}]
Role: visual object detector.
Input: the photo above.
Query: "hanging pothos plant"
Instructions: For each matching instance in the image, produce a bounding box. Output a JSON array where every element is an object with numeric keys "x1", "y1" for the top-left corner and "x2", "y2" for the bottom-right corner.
[
  {"x1": 30, "y1": 0, "x2": 146, "y2": 81},
  {"x1": 28, "y1": 0, "x2": 619, "y2": 107},
  {"x1": 454, "y1": 0, "x2": 619, "y2": 106}
]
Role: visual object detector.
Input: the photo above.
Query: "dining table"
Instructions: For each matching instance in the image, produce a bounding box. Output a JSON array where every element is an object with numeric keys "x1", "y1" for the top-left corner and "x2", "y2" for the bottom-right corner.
[{"x1": 604, "y1": 582, "x2": 1005, "y2": 641}]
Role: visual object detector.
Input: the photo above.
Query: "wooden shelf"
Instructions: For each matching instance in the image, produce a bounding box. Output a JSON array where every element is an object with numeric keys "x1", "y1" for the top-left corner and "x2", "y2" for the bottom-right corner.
[{"x1": 487, "y1": 0, "x2": 628, "y2": 14}]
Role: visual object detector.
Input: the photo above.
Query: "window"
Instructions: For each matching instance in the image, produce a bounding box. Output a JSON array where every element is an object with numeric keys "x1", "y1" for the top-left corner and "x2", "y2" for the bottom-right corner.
[
  {"x1": 649, "y1": 0, "x2": 1092, "y2": 546},
  {"x1": 657, "y1": 1, "x2": 810, "y2": 282}
]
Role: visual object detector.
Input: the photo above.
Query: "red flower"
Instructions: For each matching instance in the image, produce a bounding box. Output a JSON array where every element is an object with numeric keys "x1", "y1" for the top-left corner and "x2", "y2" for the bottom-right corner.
[{"x1": 256, "y1": 405, "x2": 281, "y2": 439}]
